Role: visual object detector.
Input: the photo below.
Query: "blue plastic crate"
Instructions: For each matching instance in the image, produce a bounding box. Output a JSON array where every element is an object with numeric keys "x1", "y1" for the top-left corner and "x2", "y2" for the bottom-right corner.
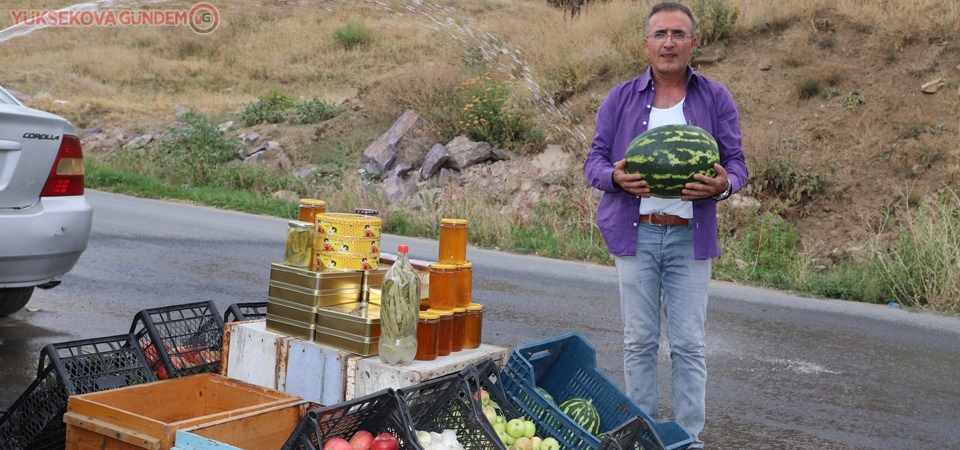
[{"x1": 500, "y1": 333, "x2": 693, "y2": 450}]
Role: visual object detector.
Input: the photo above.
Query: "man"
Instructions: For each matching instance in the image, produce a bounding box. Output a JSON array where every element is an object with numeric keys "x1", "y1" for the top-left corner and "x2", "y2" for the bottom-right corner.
[{"x1": 582, "y1": 2, "x2": 748, "y2": 448}]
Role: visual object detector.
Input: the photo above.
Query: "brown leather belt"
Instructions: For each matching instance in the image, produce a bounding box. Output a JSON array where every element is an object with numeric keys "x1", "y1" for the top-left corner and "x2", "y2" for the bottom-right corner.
[{"x1": 638, "y1": 214, "x2": 689, "y2": 226}]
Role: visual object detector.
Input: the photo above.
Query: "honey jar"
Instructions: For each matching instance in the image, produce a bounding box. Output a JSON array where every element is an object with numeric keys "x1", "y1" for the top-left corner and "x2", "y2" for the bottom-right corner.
[
  {"x1": 451, "y1": 307, "x2": 466, "y2": 352},
  {"x1": 455, "y1": 262, "x2": 473, "y2": 308},
  {"x1": 464, "y1": 303, "x2": 483, "y2": 349},
  {"x1": 428, "y1": 308, "x2": 454, "y2": 356},
  {"x1": 428, "y1": 263, "x2": 458, "y2": 310},
  {"x1": 438, "y1": 218, "x2": 468, "y2": 264},
  {"x1": 415, "y1": 311, "x2": 440, "y2": 361},
  {"x1": 298, "y1": 199, "x2": 326, "y2": 225}
]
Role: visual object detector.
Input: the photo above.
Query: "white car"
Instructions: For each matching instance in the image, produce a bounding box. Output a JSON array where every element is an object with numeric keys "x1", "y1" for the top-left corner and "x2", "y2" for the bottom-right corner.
[{"x1": 0, "y1": 85, "x2": 92, "y2": 316}]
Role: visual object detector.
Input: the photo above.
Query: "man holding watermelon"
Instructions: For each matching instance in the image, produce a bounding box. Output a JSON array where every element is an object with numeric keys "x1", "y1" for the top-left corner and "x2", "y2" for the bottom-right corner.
[{"x1": 582, "y1": 2, "x2": 748, "y2": 448}]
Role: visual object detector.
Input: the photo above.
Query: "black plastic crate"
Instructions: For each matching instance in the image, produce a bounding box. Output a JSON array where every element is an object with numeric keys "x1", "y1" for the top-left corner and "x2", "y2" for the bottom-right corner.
[
  {"x1": 38, "y1": 333, "x2": 158, "y2": 395},
  {"x1": 0, "y1": 334, "x2": 159, "y2": 450},
  {"x1": 130, "y1": 301, "x2": 224, "y2": 380},
  {"x1": 0, "y1": 365, "x2": 66, "y2": 450},
  {"x1": 459, "y1": 359, "x2": 567, "y2": 450},
  {"x1": 282, "y1": 389, "x2": 420, "y2": 450},
  {"x1": 397, "y1": 373, "x2": 501, "y2": 450},
  {"x1": 598, "y1": 416, "x2": 666, "y2": 450},
  {"x1": 224, "y1": 302, "x2": 268, "y2": 324}
]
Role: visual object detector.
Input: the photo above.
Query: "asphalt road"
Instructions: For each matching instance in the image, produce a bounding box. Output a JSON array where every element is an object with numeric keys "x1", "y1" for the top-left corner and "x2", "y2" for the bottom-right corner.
[{"x1": 1, "y1": 189, "x2": 959, "y2": 449}]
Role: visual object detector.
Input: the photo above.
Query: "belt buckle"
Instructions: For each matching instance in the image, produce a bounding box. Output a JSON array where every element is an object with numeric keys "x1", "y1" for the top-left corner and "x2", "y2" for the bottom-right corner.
[{"x1": 650, "y1": 214, "x2": 667, "y2": 226}]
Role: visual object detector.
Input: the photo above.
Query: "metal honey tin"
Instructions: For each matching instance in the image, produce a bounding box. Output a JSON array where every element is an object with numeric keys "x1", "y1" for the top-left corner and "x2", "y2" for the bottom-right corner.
[
  {"x1": 315, "y1": 251, "x2": 379, "y2": 271},
  {"x1": 267, "y1": 297, "x2": 318, "y2": 324},
  {"x1": 268, "y1": 282, "x2": 362, "y2": 309},
  {"x1": 314, "y1": 235, "x2": 381, "y2": 255},
  {"x1": 265, "y1": 313, "x2": 315, "y2": 341},
  {"x1": 315, "y1": 302, "x2": 381, "y2": 338},
  {"x1": 313, "y1": 325, "x2": 379, "y2": 356},
  {"x1": 270, "y1": 263, "x2": 363, "y2": 291},
  {"x1": 316, "y1": 213, "x2": 381, "y2": 238}
]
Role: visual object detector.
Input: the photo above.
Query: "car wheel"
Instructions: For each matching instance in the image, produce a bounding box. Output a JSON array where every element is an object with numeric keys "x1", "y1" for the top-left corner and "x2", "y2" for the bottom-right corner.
[{"x1": 0, "y1": 287, "x2": 34, "y2": 316}]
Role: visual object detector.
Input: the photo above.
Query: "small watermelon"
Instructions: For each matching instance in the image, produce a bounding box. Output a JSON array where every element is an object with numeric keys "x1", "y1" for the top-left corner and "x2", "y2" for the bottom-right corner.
[
  {"x1": 624, "y1": 124, "x2": 719, "y2": 198},
  {"x1": 536, "y1": 387, "x2": 556, "y2": 405},
  {"x1": 558, "y1": 397, "x2": 601, "y2": 436}
]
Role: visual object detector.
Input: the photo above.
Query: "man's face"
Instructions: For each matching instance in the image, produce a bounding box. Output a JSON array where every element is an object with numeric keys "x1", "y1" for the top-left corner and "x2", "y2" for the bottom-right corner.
[{"x1": 644, "y1": 9, "x2": 697, "y2": 77}]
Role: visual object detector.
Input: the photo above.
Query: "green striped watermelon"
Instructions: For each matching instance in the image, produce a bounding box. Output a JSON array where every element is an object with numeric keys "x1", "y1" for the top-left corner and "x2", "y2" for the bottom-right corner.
[
  {"x1": 558, "y1": 397, "x2": 601, "y2": 436},
  {"x1": 536, "y1": 387, "x2": 556, "y2": 405},
  {"x1": 624, "y1": 124, "x2": 719, "y2": 198}
]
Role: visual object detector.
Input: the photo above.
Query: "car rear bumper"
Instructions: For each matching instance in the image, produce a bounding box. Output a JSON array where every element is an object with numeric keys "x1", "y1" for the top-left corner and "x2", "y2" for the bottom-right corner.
[{"x1": 0, "y1": 195, "x2": 93, "y2": 288}]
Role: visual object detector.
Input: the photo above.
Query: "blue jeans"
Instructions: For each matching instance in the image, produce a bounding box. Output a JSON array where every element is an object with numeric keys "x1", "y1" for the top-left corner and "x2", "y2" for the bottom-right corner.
[{"x1": 615, "y1": 223, "x2": 710, "y2": 448}]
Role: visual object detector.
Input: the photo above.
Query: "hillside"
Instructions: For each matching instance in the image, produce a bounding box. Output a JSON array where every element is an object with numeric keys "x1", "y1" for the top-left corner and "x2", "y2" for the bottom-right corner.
[{"x1": 2, "y1": 0, "x2": 959, "y2": 269}]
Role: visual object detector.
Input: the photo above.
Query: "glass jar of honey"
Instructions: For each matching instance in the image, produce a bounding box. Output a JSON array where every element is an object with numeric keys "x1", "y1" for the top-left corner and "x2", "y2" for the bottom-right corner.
[
  {"x1": 451, "y1": 307, "x2": 466, "y2": 352},
  {"x1": 428, "y1": 308, "x2": 454, "y2": 356},
  {"x1": 455, "y1": 262, "x2": 473, "y2": 308},
  {"x1": 464, "y1": 303, "x2": 483, "y2": 349},
  {"x1": 438, "y1": 218, "x2": 468, "y2": 264},
  {"x1": 428, "y1": 263, "x2": 458, "y2": 310},
  {"x1": 415, "y1": 311, "x2": 440, "y2": 361},
  {"x1": 298, "y1": 199, "x2": 326, "y2": 226}
]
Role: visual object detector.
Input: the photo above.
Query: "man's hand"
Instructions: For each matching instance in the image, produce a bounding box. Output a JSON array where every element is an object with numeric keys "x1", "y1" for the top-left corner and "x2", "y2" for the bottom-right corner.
[
  {"x1": 612, "y1": 159, "x2": 649, "y2": 197},
  {"x1": 681, "y1": 163, "x2": 728, "y2": 200}
]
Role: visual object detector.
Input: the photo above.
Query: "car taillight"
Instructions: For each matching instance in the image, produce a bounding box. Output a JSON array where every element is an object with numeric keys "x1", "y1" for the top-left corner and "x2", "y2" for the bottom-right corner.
[{"x1": 40, "y1": 134, "x2": 84, "y2": 197}]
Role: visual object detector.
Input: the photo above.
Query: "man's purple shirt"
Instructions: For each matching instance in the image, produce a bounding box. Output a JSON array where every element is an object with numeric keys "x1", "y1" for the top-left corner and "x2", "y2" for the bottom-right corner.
[{"x1": 583, "y1": 66, "x2": 748, "y2": 259}]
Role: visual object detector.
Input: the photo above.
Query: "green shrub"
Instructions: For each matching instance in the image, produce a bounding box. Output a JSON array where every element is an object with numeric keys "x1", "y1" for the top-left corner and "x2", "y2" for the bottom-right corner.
[
  {"x1": 748, "y1": 150, "x2": 830, "y2": 213},
  {"x1": 242, "y1": 89, "x2": 296, "y2": 126},
  {"x1": 821, "y1": 87, "x2": 842, "y2": 100},
  {"x1": 452, "y1": 74, "x2": 543, "y2": 150},
  {"x1": 543, "y1": 59, "x2": 589, "y2": 103},
  {"x1": 843, "y1": 89, "x2": 867, "y2": 109},
  {"x1": 691, "y1": 0, "x2": 739, "y2": 46},
  {"x1": 335, "y1": 22, "x2": 372, "y2": 49},
  {"x1": 155, "y1": 110, "x2": 243, "y2": 187},
  {"x1": 797, "y1": 78, "x2": 821, "y2": 100},
  {"x1": 295, "y1": 97, "x2": 340, "y2": 124}
]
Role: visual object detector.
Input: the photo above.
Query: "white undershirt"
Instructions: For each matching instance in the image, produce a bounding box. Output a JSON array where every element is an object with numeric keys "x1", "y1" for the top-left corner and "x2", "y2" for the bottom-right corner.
[{"x1": 638, "y1": 98, "x2": 693, "y2": 219}]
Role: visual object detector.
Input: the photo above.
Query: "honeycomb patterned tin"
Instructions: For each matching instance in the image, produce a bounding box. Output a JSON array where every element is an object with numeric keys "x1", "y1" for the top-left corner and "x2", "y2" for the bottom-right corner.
[
  {"x1": 316, "y1": 213, "x2": 381, "y2": 238},
  {"x1": 315, "y1": 251, "x2": 379, "y2": 271},
  {"x1": 314, "y1": 235, "x2": 380, "y2": 255}
]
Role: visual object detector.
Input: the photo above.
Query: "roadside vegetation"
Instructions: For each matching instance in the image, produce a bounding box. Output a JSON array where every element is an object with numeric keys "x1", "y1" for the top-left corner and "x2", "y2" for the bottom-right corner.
[{"x1": 4, "y1": 0, "x2": 959, "y2": 313}]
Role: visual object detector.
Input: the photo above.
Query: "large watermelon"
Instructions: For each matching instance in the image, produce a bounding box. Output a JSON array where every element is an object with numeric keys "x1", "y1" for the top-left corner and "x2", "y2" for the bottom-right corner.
[
  {"x1": 558, "y1": 397, "x2": 601, "y2": 436},
  {"x1": 624, "y1": 124, "x2": 719, "y2": 198}
]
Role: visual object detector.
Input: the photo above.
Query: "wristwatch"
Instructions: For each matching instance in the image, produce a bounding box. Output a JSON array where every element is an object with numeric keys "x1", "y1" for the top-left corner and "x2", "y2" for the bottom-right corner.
[{"x1": 713, "y1": 180, "x2": 732, "y2": 201}]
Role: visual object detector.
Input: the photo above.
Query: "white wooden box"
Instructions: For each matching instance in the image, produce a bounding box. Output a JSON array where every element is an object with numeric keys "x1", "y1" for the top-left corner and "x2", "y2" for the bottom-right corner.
[
  {"x1": 222, "y1": 320, "x2": 355, "y2": 406},
  {"x1": 222, "y1": 320, "x2": 509, "y2": 404},
  {"x1": 348, "y1": 344, "x2": 510, "y2": 400}
]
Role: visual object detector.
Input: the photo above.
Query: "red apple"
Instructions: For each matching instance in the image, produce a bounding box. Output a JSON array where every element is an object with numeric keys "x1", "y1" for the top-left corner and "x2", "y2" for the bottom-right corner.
[
  {"x1": 371, "y1": 432, "x2": 399, "y2": 450},
  {"x1": 324, "y1": 438, "x2": 353, "y2": 450},
  {"x1": 349, "y1": 430, "x2": 374, "y2": 450}
]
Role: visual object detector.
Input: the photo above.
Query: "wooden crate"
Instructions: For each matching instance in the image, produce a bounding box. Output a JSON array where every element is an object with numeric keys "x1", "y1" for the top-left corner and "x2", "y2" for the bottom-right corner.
[
  {"x1": 64, "y1": 374, "x2": 302, "y2": 450},
  {"x1": 170, "y1": 401, "x2": 310, "y2": 450}
]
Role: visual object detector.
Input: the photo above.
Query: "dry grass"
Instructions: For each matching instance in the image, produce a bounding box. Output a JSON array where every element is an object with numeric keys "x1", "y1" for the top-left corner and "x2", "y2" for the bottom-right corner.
[{"x1": 1, "y1": 0, "x2": 957, "y2": 132}]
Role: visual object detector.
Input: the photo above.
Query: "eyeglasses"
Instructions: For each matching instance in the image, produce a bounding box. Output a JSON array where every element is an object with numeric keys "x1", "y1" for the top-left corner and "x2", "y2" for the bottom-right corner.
[{"x1": 646, "y1": 32, "x2": 690, "y2": 43}]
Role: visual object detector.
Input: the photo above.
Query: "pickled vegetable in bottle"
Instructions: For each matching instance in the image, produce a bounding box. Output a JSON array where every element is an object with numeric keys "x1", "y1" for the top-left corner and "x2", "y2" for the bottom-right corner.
[
  {"x1": 378, "y1": 245, "x2": 420, "y2": 365},
  {"x1": 285, "y1": 221, "x2": 313, "y2": 267}
]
